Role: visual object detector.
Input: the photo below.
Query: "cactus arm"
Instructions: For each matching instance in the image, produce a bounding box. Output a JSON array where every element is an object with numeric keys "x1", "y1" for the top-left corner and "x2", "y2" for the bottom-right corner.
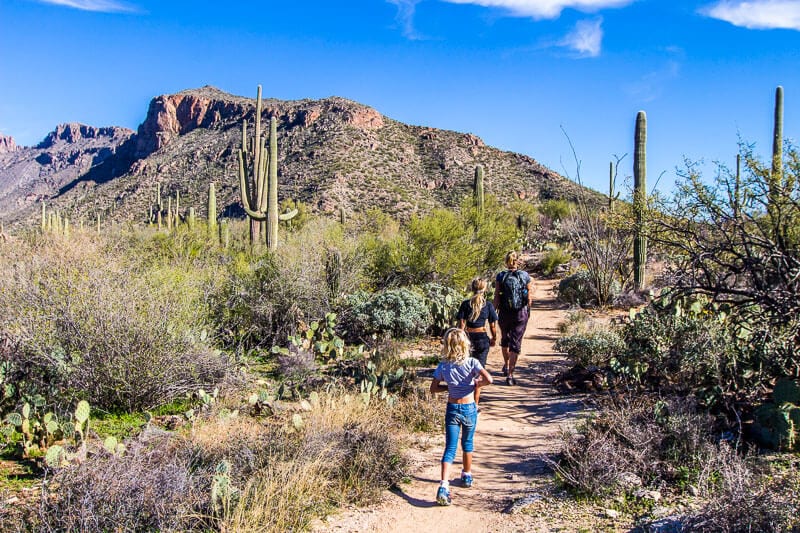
[{"x1": 278, "y1": 208, "x2": 298, "y2": 221}]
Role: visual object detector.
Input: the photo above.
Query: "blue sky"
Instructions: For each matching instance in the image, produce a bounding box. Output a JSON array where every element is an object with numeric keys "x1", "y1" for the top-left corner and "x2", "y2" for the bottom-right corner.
[{"x1": 1, "y1": 0, "x2": 799, "y2": 195}]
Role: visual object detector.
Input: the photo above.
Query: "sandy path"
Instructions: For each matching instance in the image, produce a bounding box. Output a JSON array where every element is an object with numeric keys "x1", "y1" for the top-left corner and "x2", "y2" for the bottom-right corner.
[{"x1": 314, "y1": 280, "x2": 583, "y2": 532}]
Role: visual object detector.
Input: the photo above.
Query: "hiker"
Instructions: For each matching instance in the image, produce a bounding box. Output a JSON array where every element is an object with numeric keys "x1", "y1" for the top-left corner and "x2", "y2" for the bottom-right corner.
[
  {"x1": 430, "y1": 328, "x2": 493, "y2": 506},
  {"x1": 493, "y1": 250, "x2": 533, "y2": 386},
  {"x1": 456, "y1": 277, "x2": 497, "y2": 405}
]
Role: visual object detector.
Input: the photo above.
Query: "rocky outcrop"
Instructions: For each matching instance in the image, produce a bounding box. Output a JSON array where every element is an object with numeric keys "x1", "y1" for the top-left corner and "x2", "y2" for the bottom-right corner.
[
  {"x1": 0, "y1": 135, "x2": 17, "y2": 153},
  {"x1": 37, "y1": 123, "x2": 132, "y2": 149},
  {"x1": 134, "y1": 87, "x2": 249, "y2": 158}
]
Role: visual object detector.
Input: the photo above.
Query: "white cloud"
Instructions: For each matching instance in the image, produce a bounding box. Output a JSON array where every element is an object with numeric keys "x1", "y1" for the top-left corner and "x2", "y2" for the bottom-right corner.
[
  {"x1": 387, "y1": 0, "x2": 423, "y2": 39},
  {"x1": 702, "y1": 1, "x2": 800, "y2": 30},
  {"x1": 559, "y1": 17, "x2": 603, "y2": 56},
  {"x1": 441, "y1": 0, "x2": 635, "y2": 19},
  {"x1": 35, "y1": 0, "x2": 136, "y2": 13}
]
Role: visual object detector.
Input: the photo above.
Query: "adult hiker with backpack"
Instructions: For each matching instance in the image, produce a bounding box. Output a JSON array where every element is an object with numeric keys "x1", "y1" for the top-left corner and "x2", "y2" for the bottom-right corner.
[{"x1": 493, "y1": 251, "x2": 534, "y2": 386}]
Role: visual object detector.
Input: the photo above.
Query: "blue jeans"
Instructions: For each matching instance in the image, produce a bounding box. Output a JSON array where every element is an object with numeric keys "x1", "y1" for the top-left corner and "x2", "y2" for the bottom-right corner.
[{"x1": 441, "y1": 402, "x2": 477, "y2": 464}]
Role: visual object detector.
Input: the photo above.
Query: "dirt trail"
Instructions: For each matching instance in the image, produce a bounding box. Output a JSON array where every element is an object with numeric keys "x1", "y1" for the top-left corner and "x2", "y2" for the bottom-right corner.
[{"x1": 314, "y1": 280, "x2": 584, "y2": 532}]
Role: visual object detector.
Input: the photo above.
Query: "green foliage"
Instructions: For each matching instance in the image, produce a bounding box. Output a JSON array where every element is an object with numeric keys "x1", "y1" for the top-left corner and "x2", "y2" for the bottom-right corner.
[
  {"x1": 557, "y1": 269, "x2": 597, "y2": 305},
  {"x1": 539, "y1": 199, "x2": 572, "y2": 222},
  {"x1": 554, "y1": 329, "x2": 625, "y2": 368},
  {"x1": 340, "y1": 288, "x2": 429, "y2": 340},
  {"x1": 752, "y1": 378, "x2": 800, "y2": 451},
  {"x1": 360, "y1": 195, "x2": 516, "y2": 290},
  {"x1": 539, "y1": 246, "x2": 572, "y2": 276},
  {"x1": 418, "y1": 282, "x2": 461, "y2": 335},
  {"x1": 0, "y1": 234, "x2": 229, "y2": 413}
]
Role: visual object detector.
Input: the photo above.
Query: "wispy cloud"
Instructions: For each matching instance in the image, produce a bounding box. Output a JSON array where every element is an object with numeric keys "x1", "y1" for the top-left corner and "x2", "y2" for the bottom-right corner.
[
  {"x1": 387, "y1": 0, "x2": 424, "y2": 39},
  {"x1": 34, "y1": 0, "x2": 137, "y2": 13},
  {"x1": 559, "y1": 17, "x2": 603, "y2": 56},
  {"x1": 441, "y1": 0, "x2": 635, "y2": 19},
  {"x1": 701, "y1": 1, "x2": 800, "y2": 30},
  {"x1": 623, "y1": 49, "x2": 683, "y2": 102}
]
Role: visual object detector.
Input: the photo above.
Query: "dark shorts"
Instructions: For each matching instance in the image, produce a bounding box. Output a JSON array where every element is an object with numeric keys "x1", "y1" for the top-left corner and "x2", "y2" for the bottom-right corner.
[
  {"x1": 498, "y1": 306, "x2": 529, "y2": 354},
  {"x1": 467, "y1": 332, "x2": 490, "y2": 368}
]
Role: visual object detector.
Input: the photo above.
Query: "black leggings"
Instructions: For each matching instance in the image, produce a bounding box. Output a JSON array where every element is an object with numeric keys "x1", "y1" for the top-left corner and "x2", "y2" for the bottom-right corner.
[{"x1": 467, "y1": 332, "x2": 490, "y2": 368}]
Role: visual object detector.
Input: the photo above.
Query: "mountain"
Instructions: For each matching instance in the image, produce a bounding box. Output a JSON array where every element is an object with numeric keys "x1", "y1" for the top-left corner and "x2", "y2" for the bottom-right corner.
[{"x1": 0, "y1": 86, "x2": 595, "y2": 229}]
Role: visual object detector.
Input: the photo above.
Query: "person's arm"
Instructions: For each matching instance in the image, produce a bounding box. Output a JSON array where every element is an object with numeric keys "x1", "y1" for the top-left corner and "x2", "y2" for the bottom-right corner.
[
  {"x1": 430, "y1": 376, "x2": 448, "y2": 394},
  {"x1": 526, "y1": 276, "x2": 534, "y2": 307},
  {"x1": 474, "y1": 368, "x2": 493, "y2": 388},
  {"x1": 489, "y1": 321, "x2": 497, "y2": 346},
  {"x1": 458, "y1": 318, "x2": 466, "y2": 330},
  {"x1": 493, "y1": 279, "x2": 501, "y2": 310}
]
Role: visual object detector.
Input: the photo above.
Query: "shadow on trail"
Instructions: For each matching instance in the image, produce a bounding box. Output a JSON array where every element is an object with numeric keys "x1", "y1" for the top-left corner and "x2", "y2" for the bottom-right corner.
[{"x1": 389, "y1": 486, "x2": 438, "y2": 509}]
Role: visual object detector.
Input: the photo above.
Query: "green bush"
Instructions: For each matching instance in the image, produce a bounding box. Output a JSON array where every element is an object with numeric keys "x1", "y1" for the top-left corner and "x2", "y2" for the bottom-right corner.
[
  {"x1": 554, "y1": 329, "x2": 625, "y2": 368},
  {"x1": 361, "y1": 196, "x2": 517, "y2": 290},
  {"x1": 539, "y1": 199, "x2": 572, "y2": 222},
  {"x1": 539, "y1": 246, "x2": 572, "y2": 276},
  {"x1": 418, "y1": 282, "x2": 462, "y2": 335},
  {"x1": 339, "y1": 288, "x2": 429, "y2": 340},
  {"x1": 0, "y1": 234, "x2": 228, "y2": 413},
  {"x1": 557, "y1": 269, "x2": 596, "y2": 305}
]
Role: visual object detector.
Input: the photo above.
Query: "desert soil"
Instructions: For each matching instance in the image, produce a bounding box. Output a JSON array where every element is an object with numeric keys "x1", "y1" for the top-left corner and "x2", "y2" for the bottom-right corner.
[{"x1": 313, "y1": 280, "x2": 590, "y2": 533}]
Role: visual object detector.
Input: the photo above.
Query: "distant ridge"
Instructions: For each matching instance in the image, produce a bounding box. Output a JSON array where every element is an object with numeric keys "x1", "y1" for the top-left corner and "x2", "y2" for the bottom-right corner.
[{"x1": 0, "y1": 86, "x2": 596, "y2": 228}]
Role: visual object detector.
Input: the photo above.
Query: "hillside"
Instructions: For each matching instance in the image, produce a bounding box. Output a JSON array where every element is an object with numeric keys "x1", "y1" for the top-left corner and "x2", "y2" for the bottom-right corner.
[{"x1": 0, "y1": 86, "x2": 597, "y2": 228}]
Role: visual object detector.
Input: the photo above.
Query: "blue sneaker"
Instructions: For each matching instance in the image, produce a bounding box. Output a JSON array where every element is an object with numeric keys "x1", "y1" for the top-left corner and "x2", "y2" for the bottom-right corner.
[
  {"x1": 461, "y1": 473, "x2": 473, "y2": 488},
  {"x1": 436, "y1": 485, "x2": 451, "y2": 506}
]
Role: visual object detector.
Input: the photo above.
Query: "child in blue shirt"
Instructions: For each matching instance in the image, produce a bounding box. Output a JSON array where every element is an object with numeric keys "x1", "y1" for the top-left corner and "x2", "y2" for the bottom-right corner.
[{"x1": 430, "y1": 328, "x2": 493, "y2": 506}]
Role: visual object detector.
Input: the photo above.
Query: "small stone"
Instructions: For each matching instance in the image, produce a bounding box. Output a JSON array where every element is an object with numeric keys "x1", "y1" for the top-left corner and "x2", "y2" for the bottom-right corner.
[
  {"x1": 634, "y1": 489, "x2": 662, "y2": 502},
  {"x1": 688, "y1": 484, "x2": 699, "y2": 496},
  {"x1": 604, "y1": 508, "x2": 619, "y2": 519},
  {"x1": 505, "y1": 473, "x2": 515, "y2": 480}
]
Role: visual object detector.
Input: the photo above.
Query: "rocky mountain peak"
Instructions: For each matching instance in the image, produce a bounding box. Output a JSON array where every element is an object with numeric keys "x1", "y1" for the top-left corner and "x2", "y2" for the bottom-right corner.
[
  {"x1": 0, "y1": 134, "x2": 16, "y2": 153},
  {"x1": 37, "y1": 123, "x2": 133, "y2": 149}
]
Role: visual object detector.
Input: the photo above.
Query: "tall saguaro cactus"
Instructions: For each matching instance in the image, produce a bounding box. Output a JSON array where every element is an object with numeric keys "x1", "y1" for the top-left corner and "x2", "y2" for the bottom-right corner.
[
  {"x1": 772, "y1": 85, "x2": 784, "y2": 184},
  {"x1": 237, "y1": 85, "x2": 297, "y2": 249},
  {"x1": 208, "y1": 182, "x2": 217, "y2": 234},
  {"x1": 633, "y1": 111, "x2": 648, "y2": 291},
  {"x1": 473, "y1": 164, "x2": 485, "y2": 221}
]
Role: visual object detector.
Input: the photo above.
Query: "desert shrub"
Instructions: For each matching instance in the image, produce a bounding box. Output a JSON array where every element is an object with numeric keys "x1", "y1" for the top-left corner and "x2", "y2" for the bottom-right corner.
[
  {"x1": 554, "y1": 329, "x2": 625, "y2": 368},
  {"x1": 613, "y1": 294, "x2": 757, "y2": 407},
  {"x1": 223, "y1": 459, "x2": 330, "y2": 533},
  {"x1": 39, "y1": 430, "x2": 216, "y2": 532},
  {"x1": 548, "y1": 395, "x2": 721, "y2": 498},
  {"x1": 339, "y1": 288, "x2": 429, "y2": 340},
  {"x1": 687, "y1": 454, "x2": 800, "y2": 532},
  {"x1": 391, "y1": 386, "x2": 445, "y2": 433},
  {"x1": 210, "y1": 218, "x2": 365, "y2": 352},
  {"x1": 0, "y1": 234, "x2": 229, "y2": 412},
  {"x1": 539, "y1": 199, "x2": 572, "y2": 221},
  {"x1": 538, "y1": 246, "x2": 572, "y2": 276},
  {"x1": 418, "y1": 282, "x2": 462, "y2": 335},
  {"x1": 362, "y1": 196, "x2": 517, "y2": 290},
  {"x1": 557, "y1": 269, "x2": 597, "y2": 305}
]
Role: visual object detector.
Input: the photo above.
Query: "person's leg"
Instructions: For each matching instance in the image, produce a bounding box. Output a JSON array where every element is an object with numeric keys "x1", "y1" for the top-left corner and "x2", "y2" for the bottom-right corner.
[
  {"x1": 438, "y1": 405, "x2": 460, "y2": 504},
  {"x1": 507, "y1": 308, "x2": 529, "y2": 385},
  {"x1": 459, "y1": 404, "x2": 478, "y2": 487}
]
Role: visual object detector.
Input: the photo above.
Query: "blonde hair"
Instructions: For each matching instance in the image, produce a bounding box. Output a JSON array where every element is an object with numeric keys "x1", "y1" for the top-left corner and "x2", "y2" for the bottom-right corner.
[
  {"x1": 469, "y1": 278, "x2": 487, "y2": 322},
  {"x1": 504, "y1": 250, "x2": 519, "y2": 269},
  {"x1": 441, "y1": 328, "x2": 470, "y2": 365}
]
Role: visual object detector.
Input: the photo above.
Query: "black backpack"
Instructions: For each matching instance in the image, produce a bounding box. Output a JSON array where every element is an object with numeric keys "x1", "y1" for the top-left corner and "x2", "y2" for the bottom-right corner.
[{"x1": 499, "y1": 270, "x2": 528, "y2": 311}]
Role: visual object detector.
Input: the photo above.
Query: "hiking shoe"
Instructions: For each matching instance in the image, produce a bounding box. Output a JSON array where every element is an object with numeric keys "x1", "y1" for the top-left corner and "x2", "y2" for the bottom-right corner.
[
  {"x1": 461, "y1": 473, "x2": 473, "y2": 488},
  {"x1": 506, "y1": 376, "x2": 517, "y2": 386},
  {"x1": 501, "y1": 366, "x2": 508, "y2": 376},
  {"x1": 436, "y1": 485, "x2": 451, "y2": 506}
]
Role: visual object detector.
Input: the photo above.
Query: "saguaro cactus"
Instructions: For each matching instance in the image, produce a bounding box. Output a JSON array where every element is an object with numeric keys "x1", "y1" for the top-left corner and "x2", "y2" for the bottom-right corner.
[
  {"x1": 474, "y1": 164, "x2": 485, "y2": 220},
  {"x1": 208, "y1": 182, "x2": 217, "y2": 234},
  {"x1": 237, "y1": 85, "x2": 297, "y2": 249},
  {"x1": 633, "y1": 111, "x2": 648, "y2": 291}
]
